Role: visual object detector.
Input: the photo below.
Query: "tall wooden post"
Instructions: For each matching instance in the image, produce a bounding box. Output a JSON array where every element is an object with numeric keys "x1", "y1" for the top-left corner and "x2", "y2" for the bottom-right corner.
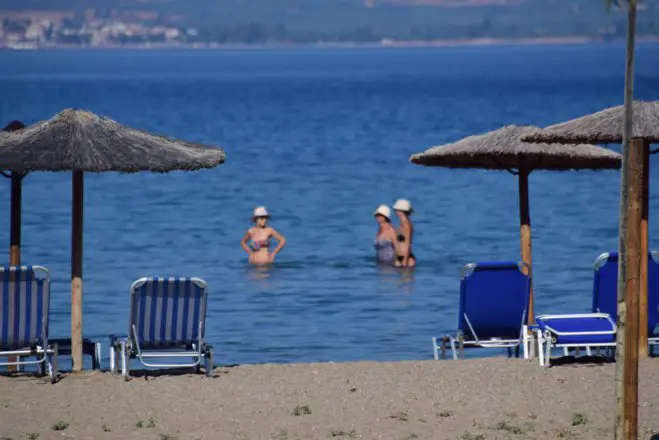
[
  {"x1": 639, "y1": 140, "x2": 649, "y2": 357},
  {"x1": 71, "y1": 171, "x2": 84, "y2": 371},
  {"x1": 518, "y1": 161, "x2": 534, "y2": 325},
  {"x1": 615, "y1": 0, "x2": 639, "y2": 439}
]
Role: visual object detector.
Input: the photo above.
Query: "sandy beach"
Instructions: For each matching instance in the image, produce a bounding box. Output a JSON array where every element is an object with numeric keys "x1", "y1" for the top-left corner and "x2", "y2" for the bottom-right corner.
[{"x1": 1, "y1": 358, "x2": 658, "y2": 440}]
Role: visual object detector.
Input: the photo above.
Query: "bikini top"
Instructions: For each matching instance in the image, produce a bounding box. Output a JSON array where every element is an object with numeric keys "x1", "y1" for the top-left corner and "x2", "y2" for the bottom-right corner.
[{"x1": 251, "y1": 238, "x2": 270, "y2": 251}]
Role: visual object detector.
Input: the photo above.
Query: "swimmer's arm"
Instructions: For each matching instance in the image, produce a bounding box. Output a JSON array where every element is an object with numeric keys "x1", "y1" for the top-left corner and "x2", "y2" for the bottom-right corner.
[
  {"x1": 240, "y1": 230, "x2": 253, "y2": 255},
  {"x1": 270, "y1": 228, "x2": 287, "y2": 256}
]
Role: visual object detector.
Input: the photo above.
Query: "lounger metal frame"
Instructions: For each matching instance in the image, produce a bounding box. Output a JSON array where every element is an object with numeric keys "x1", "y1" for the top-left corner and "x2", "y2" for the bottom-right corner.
[
  {"x1": 434, "y1": 262, "x2": 532, "y2": 360},
  {"x1": 109, "y1": 277, "x2": 214, "y2": 380},
  {"x1": 535, "y1": 312, "x2": 616, "y2": 367},
  {"x1": 0, "y1": 266, "x2": 58, "y2": 383}
]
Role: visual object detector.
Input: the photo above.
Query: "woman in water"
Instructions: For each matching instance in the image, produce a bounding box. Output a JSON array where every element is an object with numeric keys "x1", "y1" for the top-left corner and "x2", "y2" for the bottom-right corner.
[
  {"x1": 393, "y1": 199, "x2": 416, "y2": 268},
  {"x1": 241, "y1": 206, "x2": 287, "y2": 265},
  {"x1": 373, "y1": 205, "x2": 397, "y2": 264}
]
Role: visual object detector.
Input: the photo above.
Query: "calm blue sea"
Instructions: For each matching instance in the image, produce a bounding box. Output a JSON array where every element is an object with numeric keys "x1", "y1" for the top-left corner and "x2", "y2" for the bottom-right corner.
[{"x1": 1, "y1": 45, "x2": 659, "y2": 367}]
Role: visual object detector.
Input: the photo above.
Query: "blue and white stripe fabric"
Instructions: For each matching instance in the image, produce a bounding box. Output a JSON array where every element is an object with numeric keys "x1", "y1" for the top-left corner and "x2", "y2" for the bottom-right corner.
[
  {"x1": 0, "y1": 266, "x2": 50, "y2": 350},
  {"x1": 130, "y1": 277, "x2": 207, "y2": 347}
]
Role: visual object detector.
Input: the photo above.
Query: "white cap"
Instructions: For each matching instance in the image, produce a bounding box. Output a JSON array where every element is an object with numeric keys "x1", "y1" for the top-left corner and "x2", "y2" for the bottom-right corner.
[
  {"x1": 252, "y1": 206, "x2": 269, "y2": 218},
  {"x1": 373, "y1": 204, "x2": 391, "y2": 219},
  {"x1": 393, "y1": 199, "x2": 412, "y2": 213}
]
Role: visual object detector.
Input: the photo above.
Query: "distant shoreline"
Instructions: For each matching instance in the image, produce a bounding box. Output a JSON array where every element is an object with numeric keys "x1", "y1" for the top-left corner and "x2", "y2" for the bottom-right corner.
[{"x1": 4, "y1": 35, "x2": 659, "y2": 51}]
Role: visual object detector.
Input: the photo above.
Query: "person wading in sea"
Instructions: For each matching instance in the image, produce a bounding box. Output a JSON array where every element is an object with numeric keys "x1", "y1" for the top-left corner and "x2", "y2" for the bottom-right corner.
[
  {"x1": 393, "y1": 199, "x2": 416, "y2": 268},
  {"x1": 241, "y1": 206, "x2": 287, "y2": 265},
  {"x1": 373, "y1": 205, "x2": 397, "y2": 264}
]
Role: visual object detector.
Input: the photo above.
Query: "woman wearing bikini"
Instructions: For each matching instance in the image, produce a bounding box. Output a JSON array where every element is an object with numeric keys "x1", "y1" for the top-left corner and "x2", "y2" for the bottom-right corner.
[
  {"x1": 241, "y1": 206, "x2": 287, "y2": 265},
  {"x1": 373, "y1": 204, "x2": 397, "y2": 264},
  {"x1": 393, "y1": 199, "x2": 416, "y2": 268}
]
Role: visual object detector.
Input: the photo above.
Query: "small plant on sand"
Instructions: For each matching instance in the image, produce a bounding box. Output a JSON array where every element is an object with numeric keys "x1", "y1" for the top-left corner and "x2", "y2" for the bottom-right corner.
[
  {"x1": 402, "y1": 434, "x2": 419, "y2": 440},
  {"x1": 557, "y1": 428, "x2": 578, "y2": 439},
  {"x1": 158, "y1": 435, "x2": 177, "y2": 440},
  {"x1": 102, "y1": 424, "x2": 111, "y2": 432},
  {"x1": 524, "y1": 422, "x2": 536, "y2": 432},
  {"x1": 329, "y1": 429, "x2": 356, "y2": 438},
  {"x1": 26, "y1": 434, "x2": 39, "y2": 440},
  {"x1": 458, "y1": 433, "x2": 486, "y2": 440},
  {"x1": 51, "y1": 421, "x2": 69, "y2": 431},
  {"x1": 271, "y1": 429, "x2": 289, "y2": 440},
  {"x1": 147, "y1": 417, "x2": 157, "y2": 428},
  {"x1": 292, "y1": 405, "x2": 312, "y2": 416},
  {"x1": 389, "y1": 411, "x2": 409, "y2": 422},
  {"x1": 437, "y1": 410, "x2": 453, "y2": 418},
  {"x1": 136, "y1": 420, "x2": 144, "y2": 428},
  {"x1": 571, "y1": 412, "x2": 588, "y2": 426},
  {"x1": 494, "y1": 421, "x2": 524, "y2": 435}
]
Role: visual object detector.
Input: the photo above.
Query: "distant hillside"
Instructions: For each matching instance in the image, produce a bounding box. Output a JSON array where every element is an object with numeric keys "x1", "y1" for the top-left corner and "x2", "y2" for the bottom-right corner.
[{"x1": 2, "y1": 0, "x2": 659, "y2": 43}]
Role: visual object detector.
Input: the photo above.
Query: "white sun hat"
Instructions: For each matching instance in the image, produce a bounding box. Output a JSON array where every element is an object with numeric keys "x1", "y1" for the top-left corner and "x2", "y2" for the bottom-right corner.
[
  {"x1": 393, "y1": 199, "x2": 412, "y2": 213},
  {"x1": 373, "y1": 204, "x2": 391, "y2": 219},
  {"x1": 252, "y1": 206, "x2": 270, "y2": 218}
]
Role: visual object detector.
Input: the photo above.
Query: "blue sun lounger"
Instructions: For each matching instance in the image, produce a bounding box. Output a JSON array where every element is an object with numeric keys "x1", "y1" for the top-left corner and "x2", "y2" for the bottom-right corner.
[
  {"x1": 432, "y1": 261, "x2": 531, "y2": 360},
  {"x1": 592, "y1": 251, "x2": 659, "y2": 354},
  {"x1": 535, "y1": 313, "x2": 616, "y2": 367},
  {"x1": 0, "y1": 266, "x2": 58, "y2": 383},
  {"x1": 109, "y1": 277, "x2": 214, "y2": 380}
]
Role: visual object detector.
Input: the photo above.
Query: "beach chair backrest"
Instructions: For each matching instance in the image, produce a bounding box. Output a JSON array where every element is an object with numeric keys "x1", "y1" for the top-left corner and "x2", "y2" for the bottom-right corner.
[
  {"x1": 458, "y1": 262, "x2": 530, "y2": 340},
  {"x1": 0, "y1": 266, "x2": 50, "y2": 350},
  {"x1": 592, "y1": 252, "x2": 618, "y2": 318},
  {"x1": 592, "y1": 251, "x2": 659, "y2": 337},
  {"x1": 648, "y1": 252, "x2": 659, "y2": 337},
  {"x1": 129, "y1": 277, "x2": 208, "y2": 347}
]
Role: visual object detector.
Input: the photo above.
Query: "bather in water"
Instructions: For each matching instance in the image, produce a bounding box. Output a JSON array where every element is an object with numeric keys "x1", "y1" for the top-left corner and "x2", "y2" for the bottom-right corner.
[
  {"x1": 241, "y1": 206, "x2": 287, "y2": 265},
  {"x1": 373, "y1": 204, "x2": 396, "y2": 265}
]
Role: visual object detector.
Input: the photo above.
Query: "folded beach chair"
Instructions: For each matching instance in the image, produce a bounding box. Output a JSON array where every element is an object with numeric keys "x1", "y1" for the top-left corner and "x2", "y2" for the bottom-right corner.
[
  {"x1": 0, "y1": 266, "x2": 58, "y2": 383},
  {"x1": 592, "y1": 251, "x2": 659, "y2": 355},
  {"x1": 109, "y1": 277, "x2": 213, "y2": 380},
  {"x1": 432, "y1": 261, "x2": 531, "y2": 360},
  {"x1": 534, "y1": 313, "x2": 616, "y2": 367}
]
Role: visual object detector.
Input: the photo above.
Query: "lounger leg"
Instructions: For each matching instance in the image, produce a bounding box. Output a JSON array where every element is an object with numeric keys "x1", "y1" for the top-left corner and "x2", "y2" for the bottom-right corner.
[
  {"x1": 36, "y1": 353, "x2": 45, "y2": 376},
  {"x1": 458, "y1": 334, "x2": 464, "y2": 360},
  {"x1": 431, "y1": 337, "x2": 438, "y2": 361},
  {"x1": 536, "y1": 330, "x2": 545, "y2": 367},
  {"x1": 205, "y1": 346, "x2": 214, "y2": 378},
  {"x1": 109, "y1": 343, "x2": 115, "y2": 374},
  {"x1": 95, "y1": 342, "x2": 102, "y2": 370},
  {"x1": 47, "y1": 343, "x2": 58, "y2": 384},
  {"x1": 522, "y1": 326, "x2": 529, "y2": 360},
  {"x1": 586, "y1": 347, "x2": 592, "y2": 357},
  {"x1": 449, "y1": 337, "x2": 458, "y2": 361},
  {"x1": 121, "y1": 340, "x2": 130, "y2": 381},
  {"x1": 440, "y1": 337, "x2": 447, "y2": 360},
  {"x1": 544, "y1": 332, "x2": 551, "y2": 368}
]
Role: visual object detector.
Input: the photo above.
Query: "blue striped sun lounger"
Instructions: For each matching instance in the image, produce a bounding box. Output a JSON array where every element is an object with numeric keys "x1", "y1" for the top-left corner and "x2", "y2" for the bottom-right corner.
[
  {"x1": 110, "y1": 277, "x2": 213, "y2": 380},
  {"x1": 0, "y1": 266, "x2": 58, "y2": 383},
  {"x1": 433, "y1": 261, "x2": 532, "y2": 360}
]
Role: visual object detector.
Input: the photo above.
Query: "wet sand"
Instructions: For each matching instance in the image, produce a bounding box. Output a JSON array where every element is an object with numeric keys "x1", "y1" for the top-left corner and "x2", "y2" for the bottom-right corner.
[{"x1": 1, "y1": 357, "x2": 658, "y2": 440}]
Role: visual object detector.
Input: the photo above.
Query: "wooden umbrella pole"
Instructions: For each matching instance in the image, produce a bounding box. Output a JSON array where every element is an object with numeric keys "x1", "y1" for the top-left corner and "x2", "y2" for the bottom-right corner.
[
  {"x1": 639, "y1": 140, "x2": 649, "y2": 358},
  {"x1": 71, "y1": 171, "x2": 84, "y2": 371},
  {"x1": 518, "y1": 161, "x2": 534, "y2": 325},
  {"x1": 10, "y1": 173, "x2": 22, "y2": 266}
]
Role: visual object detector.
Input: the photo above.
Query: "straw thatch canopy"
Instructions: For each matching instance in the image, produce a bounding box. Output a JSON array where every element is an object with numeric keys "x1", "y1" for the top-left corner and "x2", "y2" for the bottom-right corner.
[
  {"x1": 522, "y1": 101, "x2": 659, "y2": 144},
  {"x1": 410, "y1": 125, "x2": 621, "y2": 171},
  {"x1": 0, "y1": 109, "x2": 226, "y2": 173}
]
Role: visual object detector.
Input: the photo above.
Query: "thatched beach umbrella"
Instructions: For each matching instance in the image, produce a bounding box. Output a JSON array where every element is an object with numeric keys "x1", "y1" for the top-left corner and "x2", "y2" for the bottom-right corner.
[
  {"x1": 410, "y1": 125, "x2": 621, "y2": 324},
  {"x1": 0, "y1": 109, "x2": 226, "y2": 371},
  {"x1": 523, "y1": 100, "x2": 659, "y2": 356}
]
